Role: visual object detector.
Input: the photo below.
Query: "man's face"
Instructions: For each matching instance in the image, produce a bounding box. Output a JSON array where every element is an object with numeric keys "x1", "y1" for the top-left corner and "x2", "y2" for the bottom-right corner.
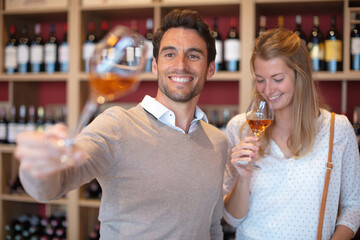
[{"x1": 152, "y1": 27, "x2": 215, "y2": 103}]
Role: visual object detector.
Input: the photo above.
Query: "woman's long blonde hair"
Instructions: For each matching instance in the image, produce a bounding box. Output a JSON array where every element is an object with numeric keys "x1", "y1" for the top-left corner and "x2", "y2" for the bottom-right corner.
[{"x1": 249, "y1": 28, "x2": 324, "y2": 158}]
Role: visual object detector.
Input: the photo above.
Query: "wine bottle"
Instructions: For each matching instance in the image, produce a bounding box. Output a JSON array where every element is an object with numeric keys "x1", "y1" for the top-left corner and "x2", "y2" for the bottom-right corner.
[
  {"x1": 325, "y1": 16, "x2": 343, "y2": 72},
  {"x1": 212, "y1": 18, "x2": 223, "y2": 72},
  {"x1": 17, "y1": 105, "x2": 27, "y2": 136},
  {"x1": 88, "y1": 222, "x2": 100, "y2": 240},
  {"x1": 224, "y1": 17, "x2": 240, "y2": 72},
  {"x1": 36, "y1": 106, "x2": 45, "y2": 132},
  {"x1": 83, "y1": 22, "x2": 96, "y2": 73},
  {"x1": 26, "y1": 105, "x2": 37, "y2": 132},
  {"x1": 0, "y1": 106, "x2": 7, "y2": 143},
  {"x1": 307, "y1": 16, "x2": 325, "y2": 72},
  {"x1": 6, "y1": 106, "x2": 17, "y2": 144},
  {"x1": 44, "y1": 107, "x2": 54, "y2": 131},
  {"x1": 351, "y1": 13, "x2": 360, "y2": 71},
  {"x1": 219, "y1": 108, "x2": 231, "y2": 133},
  {"x1": 17, "y1": 25, "x2": 31, "y2": 74},
  {"x1": 7, "y1": 175, "x2": 24, "y2": 194},
  {"x1": 84, "y1": 179, "x2": 102, "y2": 199},
  {"x1": 44, "y1": 24, "x2": 58, "y2": 73},
  {"x1": 256, "y1": 15, "x2": 267, "y2": 38},
  {"x1": 58, "y1": 23, "x2": 69, "y2": 73},
  {"x1": 5, "y1": 25, "x2": 17, "y2": 74},
  {"x1": 30, "y1": 23, "x2": 44, "y2": 73},
  {"x1": 100, "y1": 20, "x2": 109, "y2": 40},
  {"x1": 294, "y1": 15, "x2": 307, "y2": 44},
  {"x1": 145, "y1": 18, "x2": 154, "y2": 72}
]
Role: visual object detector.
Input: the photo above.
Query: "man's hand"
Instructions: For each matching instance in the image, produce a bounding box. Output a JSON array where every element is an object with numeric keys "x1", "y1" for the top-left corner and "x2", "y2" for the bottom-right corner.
[{"x1": 15, "y1": 123, "x2": 86, "y2": 179}]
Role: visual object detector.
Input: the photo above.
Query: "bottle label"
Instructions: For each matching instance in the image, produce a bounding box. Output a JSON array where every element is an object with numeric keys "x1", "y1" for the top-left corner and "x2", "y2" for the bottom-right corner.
[
  {"x1": 215, "y1": 39, "x2": 223, "y2": 63},
  {"x1": 0, "y1": 124, "x2": 6, "y2": 140},
  {"x1": 26, "y1": 123, "x2": 36, "y2": 132},
  {"x1": 351, "y1": 38, "x2": 360, "y2": 55},
  {"x1": 224, "y1": 39, "x2": 240, "y2": 61},
  {"x1": 30, "y1": 45, "x2": 44, "y2": 63},
  {"x1": 83, "y1": 42, "x2": 96, "y2": 60},
  {"x1": 325, "y1": 39, "x2": 342, "y2": 61},
  {"x1": 5, "y1": 46, "x2": 17, "y2": 68},
  {"x1": 17, "y1": 45, "x2": 30, "y2": 64},
  {"x1": 310, "y1": 43, "x2": 320, "y2": 59},
  {"x1": 17, "y1": 124, "x2": 26, "y2": 136},
  {"x1": 45, "y1": 43, "x2": 57, "y2": 63},
  {"x1": 7, "y1": 123, "x2": 17, "y2": 143},
  {"x1": 59, "y1": 44, "x2": 69, "y2": 63}
]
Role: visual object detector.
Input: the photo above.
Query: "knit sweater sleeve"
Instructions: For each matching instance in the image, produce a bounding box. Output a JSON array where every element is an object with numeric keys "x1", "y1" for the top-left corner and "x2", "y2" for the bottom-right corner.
[
  {"x1": 335, "y1": 114, "x2": 360, "y2": 235},
  {"x1": 19, "y1": 106, "x2": 125, "y2": 202}
]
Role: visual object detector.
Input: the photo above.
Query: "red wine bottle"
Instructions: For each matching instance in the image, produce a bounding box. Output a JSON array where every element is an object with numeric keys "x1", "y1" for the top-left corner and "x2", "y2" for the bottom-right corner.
[
  {"x1": 351, "y1": 13, "x2": 360, "y2": 71},
  {"x1": 82, "y1": 22, "x2": 97, "y2": 73},
  {"x1": 5, "y1": 25, "x2": 17, "y2": 74},
  {"x1": 44, "y1": 24, "x2": 58, "y2": 73},
  {"x1": 307, "y1": 16, "x2": 325, "y2": 71},
  {"x1": 325, "y1": 16, "x2": 343, "y2": 72},
  {"x1": 212, "y1": 18, "x2": 223, "y2": 72},
  {"x1": 59, "y1": 23, "x2": 69, "y2": 73},
  {"x1": 224, "y1": 17, "x2": 240, "y2": 72},
  {"x1": 17, "y1": 25, "x2": 31, "y2": 73},
  {"x1": 30, "y1": 23, "x2": 44, "y2": 73}
]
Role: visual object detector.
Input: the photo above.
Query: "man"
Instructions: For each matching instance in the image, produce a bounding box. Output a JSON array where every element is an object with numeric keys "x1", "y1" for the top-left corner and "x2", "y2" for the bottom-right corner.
[{"x1": 15, "y1": 9, "x2": 228, "y2": 239}]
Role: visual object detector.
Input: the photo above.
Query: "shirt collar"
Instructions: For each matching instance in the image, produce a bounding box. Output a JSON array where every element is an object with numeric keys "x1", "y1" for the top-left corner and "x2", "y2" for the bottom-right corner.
[{"x1": 140, "y1": 95, "x2": 208, "y2": 123}]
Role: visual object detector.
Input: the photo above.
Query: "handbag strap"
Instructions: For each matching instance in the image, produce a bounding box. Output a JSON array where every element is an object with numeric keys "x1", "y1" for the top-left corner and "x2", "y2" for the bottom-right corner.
[{"x1": 317, "y1": 112, "x2": 335, "y2": 240}]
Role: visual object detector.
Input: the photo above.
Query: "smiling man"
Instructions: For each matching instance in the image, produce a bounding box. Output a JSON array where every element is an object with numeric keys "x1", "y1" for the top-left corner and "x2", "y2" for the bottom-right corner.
[{"x1": 15, "y1": 9, "x2": 228, "y2": 239}]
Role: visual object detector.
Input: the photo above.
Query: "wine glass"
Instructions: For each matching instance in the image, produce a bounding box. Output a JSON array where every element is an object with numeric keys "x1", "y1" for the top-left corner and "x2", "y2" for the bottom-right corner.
[
  {"x1": 237, "y1": 93, "x2": 274, "y2": 169},
  {"x1": 57, "y1": 26, "x2": 148, "y2": 164}
]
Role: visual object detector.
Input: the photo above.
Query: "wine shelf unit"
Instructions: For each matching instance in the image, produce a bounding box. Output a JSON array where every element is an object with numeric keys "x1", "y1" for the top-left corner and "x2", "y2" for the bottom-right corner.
[{"x1": 0, "y1": 0, "x2": 359, "y2": 239}]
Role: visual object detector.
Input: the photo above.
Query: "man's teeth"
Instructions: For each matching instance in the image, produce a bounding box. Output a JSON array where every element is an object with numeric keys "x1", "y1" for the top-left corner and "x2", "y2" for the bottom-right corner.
[
  {"x1": 269, "y1": 95, "x2": 281, "y2": 100},
  {"x1": 171, "y1": 77, "x2": 191, "y2": 83}
]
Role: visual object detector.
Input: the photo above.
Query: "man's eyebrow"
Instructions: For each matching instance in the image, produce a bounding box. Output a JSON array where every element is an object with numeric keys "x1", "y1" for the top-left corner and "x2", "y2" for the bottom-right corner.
[
  {"x1": 187, "y1": 47, "x2": 204, "y2": 55},
  {"x1": 160, "y1": 46, "x2": 176, "y2": 53},
  {"x1": 160, "y1": 46, "x2": 204, "y2": 55}
]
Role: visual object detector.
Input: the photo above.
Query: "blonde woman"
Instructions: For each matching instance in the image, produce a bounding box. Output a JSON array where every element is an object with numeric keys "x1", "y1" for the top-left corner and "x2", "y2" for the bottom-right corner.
[{"x1": 223, "y1": 28, "x2": 360, "y2": 239}]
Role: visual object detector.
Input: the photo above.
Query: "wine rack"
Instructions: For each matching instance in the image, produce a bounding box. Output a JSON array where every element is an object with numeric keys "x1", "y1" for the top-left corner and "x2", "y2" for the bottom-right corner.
[{"x1": 0, "y1": 0, "x2": 359, "y2": 239}]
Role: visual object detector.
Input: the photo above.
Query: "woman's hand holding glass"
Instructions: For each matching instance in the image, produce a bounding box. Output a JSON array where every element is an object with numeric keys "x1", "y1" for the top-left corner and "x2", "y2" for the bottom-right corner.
[
  {"x1": 235, "y1": 93, "x2": 273, "y2": 170},
  {"x1": 231, "y1": 136, "x2": 261, "y2": 176}
]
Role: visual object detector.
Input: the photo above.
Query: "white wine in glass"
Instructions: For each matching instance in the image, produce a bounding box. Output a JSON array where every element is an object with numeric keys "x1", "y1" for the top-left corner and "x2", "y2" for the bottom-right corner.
[
  {"x1": 72, "y1": 25, "x2": 148, "y2": 137},
  {"x1": 238, "y1": 93, "x2": 274, "y2": 169},
  {"x1": 58, "y1": 26, "x2": 147, "y2": 164}
]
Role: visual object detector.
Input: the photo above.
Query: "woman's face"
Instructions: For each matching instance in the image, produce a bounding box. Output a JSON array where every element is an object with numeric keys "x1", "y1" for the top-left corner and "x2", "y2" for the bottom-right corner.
[{"x1": 254, "y1": 57, "x2": 296, "y2": 114}]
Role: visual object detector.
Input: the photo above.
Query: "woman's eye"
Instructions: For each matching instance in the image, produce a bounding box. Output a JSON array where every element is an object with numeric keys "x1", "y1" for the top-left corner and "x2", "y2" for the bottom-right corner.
[
  {"x1": 274, "y1": 78, "x2": 284, "y2": 82},
  {"x1": 256, "y1": 79, "x2": 264, "y2": 83}
]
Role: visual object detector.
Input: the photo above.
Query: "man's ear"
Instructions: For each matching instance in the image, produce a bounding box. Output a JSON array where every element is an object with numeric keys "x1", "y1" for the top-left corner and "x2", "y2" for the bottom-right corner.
[
  {"x1": 152, "y1": 58, "x2": 158, "y2": 76},
  {"x1": 207, "y1": 61, "x2": 215, "y2": 79}
]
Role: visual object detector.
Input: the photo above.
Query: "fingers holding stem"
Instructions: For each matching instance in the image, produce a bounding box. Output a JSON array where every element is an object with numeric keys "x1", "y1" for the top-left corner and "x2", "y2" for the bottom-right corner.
[{"x1": 231, "y1": 136, "x2": 261, "y2": 171}]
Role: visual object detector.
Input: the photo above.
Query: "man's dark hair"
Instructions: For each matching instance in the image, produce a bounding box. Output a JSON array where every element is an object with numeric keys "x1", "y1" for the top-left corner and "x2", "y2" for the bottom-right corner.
[{"x1": 153, "y1": 9, "x2": 216, "y2": 66}]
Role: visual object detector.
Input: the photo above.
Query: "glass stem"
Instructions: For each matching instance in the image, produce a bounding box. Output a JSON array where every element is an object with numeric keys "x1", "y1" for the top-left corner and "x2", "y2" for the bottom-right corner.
[{"x1": 71, "y1": 98, "x2": 99, "y2": 138}]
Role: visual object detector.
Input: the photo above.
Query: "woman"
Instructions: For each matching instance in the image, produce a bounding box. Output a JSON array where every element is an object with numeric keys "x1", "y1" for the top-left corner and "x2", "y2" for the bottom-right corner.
[{"x1": 223, "y1": 28, "x2": 360, "y2": 240}]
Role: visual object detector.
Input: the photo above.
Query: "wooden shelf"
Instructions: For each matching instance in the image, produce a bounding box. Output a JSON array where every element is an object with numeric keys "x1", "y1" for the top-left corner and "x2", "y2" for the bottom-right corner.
[{"x1": 0, "y1": 73, "x2": 68, "y2": 82}]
